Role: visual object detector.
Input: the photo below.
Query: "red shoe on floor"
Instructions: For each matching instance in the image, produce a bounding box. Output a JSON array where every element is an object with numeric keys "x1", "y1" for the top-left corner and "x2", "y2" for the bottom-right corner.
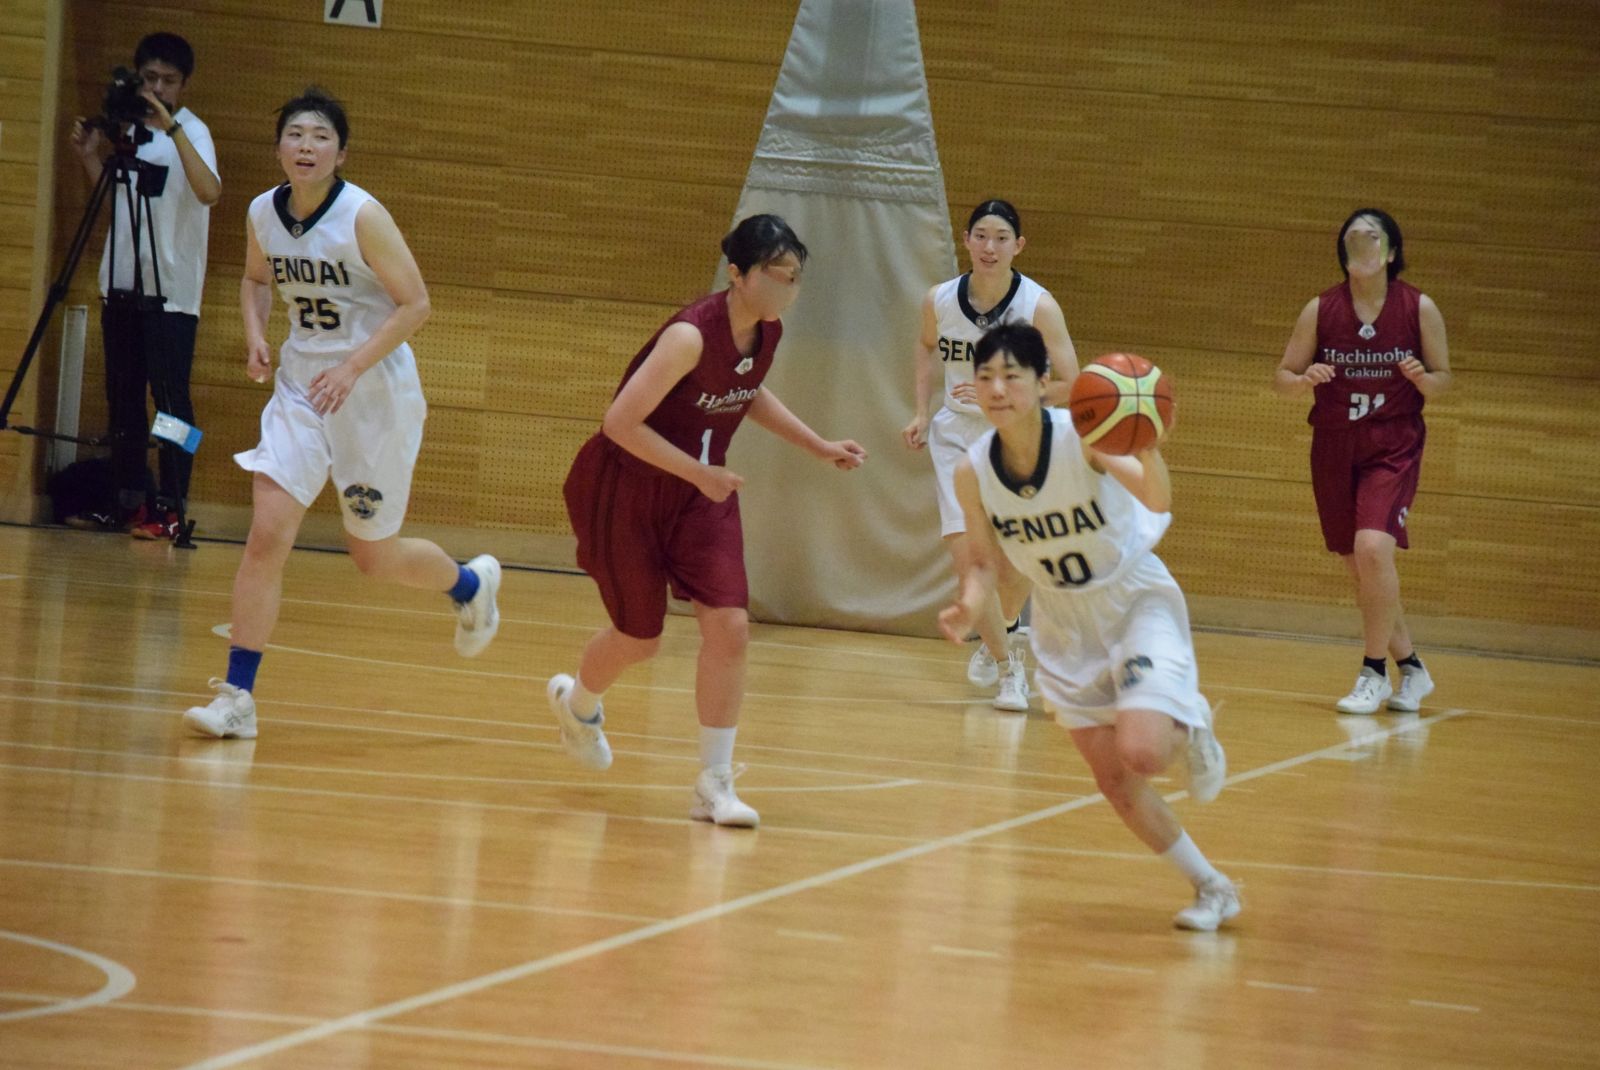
[{"x1": 130, "y1": 509, "x2": 179, "y2": 541}]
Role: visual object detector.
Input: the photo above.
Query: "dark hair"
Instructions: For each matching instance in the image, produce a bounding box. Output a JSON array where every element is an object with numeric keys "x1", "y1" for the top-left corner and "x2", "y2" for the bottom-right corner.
[
  {"x1": 975, "y1": 323, "x2": 1049, "y2": 379},
  {"x1": 721, "y1": 214, "x2": 807, "y2": 273},
  {"x1": 134, "y1": 32, "x2": 195, "y2": 80},
  {"x1": 1337, "y1": 207, "x2": 1406, "y2": 279},
  {"x1": 275, "y1": 87, "x2": 350, "y2": 149},
  {"x1": 966, "y1": 198, "x2": 1022, "y2": 236}
]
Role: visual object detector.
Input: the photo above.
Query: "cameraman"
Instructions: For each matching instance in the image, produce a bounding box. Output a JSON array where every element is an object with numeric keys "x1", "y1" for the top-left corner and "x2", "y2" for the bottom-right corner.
[{"x1": 67, "y1": 32, "x2": 220, "y2": 539}]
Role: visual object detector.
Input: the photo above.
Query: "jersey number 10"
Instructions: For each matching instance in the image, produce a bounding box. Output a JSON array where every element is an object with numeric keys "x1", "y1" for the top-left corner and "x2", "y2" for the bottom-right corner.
[{"x1": 1040, "y1": 552, "x2": 1094, "y2": 587}]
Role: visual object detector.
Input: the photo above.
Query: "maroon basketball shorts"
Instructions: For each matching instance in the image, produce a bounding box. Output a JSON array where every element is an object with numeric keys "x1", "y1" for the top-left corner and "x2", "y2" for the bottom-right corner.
[
  {"x1": 564, "y1": 434, "x2": 749, "y2": 639},
  {"x1": 1309, "y1": 415, "x2": 1426, "y2": 554}
]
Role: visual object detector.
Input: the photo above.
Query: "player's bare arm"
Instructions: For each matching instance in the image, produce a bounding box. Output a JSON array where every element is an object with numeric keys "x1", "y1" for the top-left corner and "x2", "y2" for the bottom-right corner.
[
  {"x1": 901, "y1": 289, "x2": 939, "y2": 449},
  {"x1": 600, "y1": 322, "x2": 744, "y2": 500},
  {"x1": 240, "y1": 222, "x2": 274, "y2": 383},
  {"x1": 1401, "y1": 294, "x2": 1453, "y2": 397},
  {"x1": 1085, "y1": 440, "x2": 1173, "y2": 514},
  {"x1": 938, "y1": 459, "x2": 1003, "y2": 643},
  {"x1": 748, "y1": 387, "x2": 866, "y2": 470},
  {"x1": 1034, "y1": 293, "x2": 1079, "y2": 405},
  {"x1": 1274, "y1": 296, "x2": 1333, "y2": 396}
]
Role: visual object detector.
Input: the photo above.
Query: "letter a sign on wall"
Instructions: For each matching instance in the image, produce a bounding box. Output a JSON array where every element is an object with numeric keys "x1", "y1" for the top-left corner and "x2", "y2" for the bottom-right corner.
[{"x1": 325, "y1": 0, "x2": 382, "y2": 28}]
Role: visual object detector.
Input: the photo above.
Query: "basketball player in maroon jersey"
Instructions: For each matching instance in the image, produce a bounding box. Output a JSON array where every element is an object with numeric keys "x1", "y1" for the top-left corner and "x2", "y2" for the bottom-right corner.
[
  {"x1": 1274, "y1": 208, "x2": 1453, "y2": 715},
  {"x1": 547, "y1": 215, "x2": 867, "y2": 826}
]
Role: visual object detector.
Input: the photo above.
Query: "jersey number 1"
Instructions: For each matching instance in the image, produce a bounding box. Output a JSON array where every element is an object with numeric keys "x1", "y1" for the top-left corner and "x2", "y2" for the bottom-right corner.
[{"x1": 294, "y1": 297, "x2": 342, "y2": 331}]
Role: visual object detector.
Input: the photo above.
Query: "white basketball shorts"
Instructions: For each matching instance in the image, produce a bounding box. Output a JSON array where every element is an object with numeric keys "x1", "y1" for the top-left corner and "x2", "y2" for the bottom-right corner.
[
  {"x1": 1029, "y1": 553, "x2": 1211, "y2": 731},
  {"x1": 234, "y1": 349, "x2": 426, "y2": 541},
  {"x1": 927, "y1": 406, "x2": 993, "y2": 537}
]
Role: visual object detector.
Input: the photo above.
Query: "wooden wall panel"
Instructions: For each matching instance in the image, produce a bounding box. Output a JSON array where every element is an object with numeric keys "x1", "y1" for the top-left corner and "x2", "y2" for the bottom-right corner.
[{"x1": 33, "y1": 0, "x2": 1600, "y2": 648}]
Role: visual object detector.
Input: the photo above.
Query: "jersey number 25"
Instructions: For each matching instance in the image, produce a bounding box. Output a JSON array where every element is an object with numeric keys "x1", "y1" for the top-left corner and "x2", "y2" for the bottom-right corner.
[{"x1": 294, "y1": 297, "x2": 342, "y2": 331}]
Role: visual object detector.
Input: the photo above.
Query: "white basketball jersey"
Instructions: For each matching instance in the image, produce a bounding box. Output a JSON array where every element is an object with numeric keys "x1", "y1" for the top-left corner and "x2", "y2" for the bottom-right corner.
[
  {"x1": 248, "y1": 179, "x2": 414, "y2": 379},
  {"x1": 968, "y1": 408, "x2": 1170, "y2": 592},
  {"x1": 934, "y1": 271, "x2": 1047, "y2": 416}
]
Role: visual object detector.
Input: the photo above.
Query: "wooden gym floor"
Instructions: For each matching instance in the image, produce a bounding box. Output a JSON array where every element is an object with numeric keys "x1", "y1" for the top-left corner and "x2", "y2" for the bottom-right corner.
[{"x1": 1, "y1": 523, "x2": 1596, "y2": 1069}]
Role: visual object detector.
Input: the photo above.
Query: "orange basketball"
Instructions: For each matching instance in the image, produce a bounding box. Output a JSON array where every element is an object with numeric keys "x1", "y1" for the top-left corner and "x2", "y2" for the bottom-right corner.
[{"x1": 1067, "y1": 353, "x2": 1175, "y2": 455}]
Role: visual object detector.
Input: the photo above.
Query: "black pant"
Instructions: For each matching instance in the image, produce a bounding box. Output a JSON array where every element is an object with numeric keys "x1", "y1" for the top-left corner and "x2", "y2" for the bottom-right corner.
[{"x1": 100, "y1": 301, "x2": 198, "y2": 514}]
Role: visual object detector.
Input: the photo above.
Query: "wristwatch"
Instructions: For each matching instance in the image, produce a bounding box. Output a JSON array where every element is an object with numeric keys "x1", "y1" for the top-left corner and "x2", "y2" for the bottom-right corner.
[{"x1": 167, "y1": 120, "x2": 182, "y2": 138}]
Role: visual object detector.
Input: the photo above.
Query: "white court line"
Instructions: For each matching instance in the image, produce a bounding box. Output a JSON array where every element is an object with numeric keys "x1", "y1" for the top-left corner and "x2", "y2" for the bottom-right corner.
[
  {"x1": 0, "y1": 691, "x2": 1086, "y2": 799},
  {"x1": 0, "y1": 672, "x2": 1098, "y2": 785},
  {"x1": 0, "y1": 739, "x2": 924, "y2": 797},
  {"x1": 1087, "y1": 962, "x2": 1155, "y2": 976},
  {"x1": 0, "y1": 573, "x2": 19, "y2": 581},
  {"x1": 1246, "y1": 980, "x2": 1317, "y2": 994},
  {"x1": 929, "y1": 945, "x2": 1002, "y2": 960},
  {"x1": 963, "y1": 839, "x2": 1600, "y2": 894},
  {"x1": 176, "y1": 709, "x2": 1466, "y2": 1070},
  {"x1": 0, "y1": 991, "x2": 826, "y2": 1069},
  {"x1": 1409, "y1": 999, "x2": 1480, "y2": 1013},
  {"x1": 773, "y1": 929, "x2": 846, "y2": 943},
  {"x1": 0, "y1": 932, "x2": 137, "y2": 1023},
  {"x1": 0, "y1": 859, "x2": 662, "y2": 923}
]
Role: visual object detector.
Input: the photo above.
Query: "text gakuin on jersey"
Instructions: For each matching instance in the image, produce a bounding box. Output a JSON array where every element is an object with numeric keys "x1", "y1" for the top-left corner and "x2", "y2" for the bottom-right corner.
[{"x1": 270, "y1": 255, "x2": 352, "y2": 288}]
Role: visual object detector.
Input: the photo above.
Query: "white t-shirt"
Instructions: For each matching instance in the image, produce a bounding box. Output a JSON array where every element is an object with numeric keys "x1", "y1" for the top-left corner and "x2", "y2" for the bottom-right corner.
[{"x1": 97, "y1": 107, "x2": 217, "y2": 317}]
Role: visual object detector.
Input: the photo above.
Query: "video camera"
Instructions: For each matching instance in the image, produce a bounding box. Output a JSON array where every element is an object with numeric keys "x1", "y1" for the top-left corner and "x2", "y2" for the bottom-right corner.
[{"x1": 86, "y1": 67, "x2": 152, "y2": 137}]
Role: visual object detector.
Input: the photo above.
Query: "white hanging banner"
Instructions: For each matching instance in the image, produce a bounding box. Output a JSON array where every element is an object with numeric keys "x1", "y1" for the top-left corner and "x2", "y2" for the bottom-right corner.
[
  {"x1": 324, "y1": 0, "x2": 382, "y2": 28},
  {"x1": 724, "y1": 0, "x2": 957, "y2": 636}
]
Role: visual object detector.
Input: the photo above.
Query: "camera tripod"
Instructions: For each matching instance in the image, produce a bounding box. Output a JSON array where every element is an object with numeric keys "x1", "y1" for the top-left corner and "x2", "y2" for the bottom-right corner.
[{"x1": 2, "y1": 127, "x2": 198, "y2": 550}]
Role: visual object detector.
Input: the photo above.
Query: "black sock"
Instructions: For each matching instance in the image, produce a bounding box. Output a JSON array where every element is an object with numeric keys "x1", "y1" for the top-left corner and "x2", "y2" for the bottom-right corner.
[
  {"x1": 1363, "y1": 656, "x2": 1387, "y2": 676},
  {"x1": 1397, "y1": 653, "x2": 1423, "y2": 671},
  {"x1": 1005, "y1": 617, "x2": 1023, "y2": 634}
]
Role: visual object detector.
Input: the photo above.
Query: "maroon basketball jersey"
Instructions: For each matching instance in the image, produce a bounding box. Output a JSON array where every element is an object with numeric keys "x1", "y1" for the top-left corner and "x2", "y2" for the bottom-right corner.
[
  {"x1": 1309, "y1": 278, "x2": 1425, "y2": 429},
  {"x1": 611, "y1": 291, "x2": 780, "y2": 467}
]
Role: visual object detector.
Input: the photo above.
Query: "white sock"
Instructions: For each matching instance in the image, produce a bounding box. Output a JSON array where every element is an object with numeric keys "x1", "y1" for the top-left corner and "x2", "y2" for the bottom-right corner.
[
  {"x1": 1161, "y1": 831, "x2": 1222, "y2": 887},
  {"x1": 699, "y1": 725, "x2": 737, "y2": 769},
  {"x1": 569, "y1": 676, "x2": 602, "y2": 721}
]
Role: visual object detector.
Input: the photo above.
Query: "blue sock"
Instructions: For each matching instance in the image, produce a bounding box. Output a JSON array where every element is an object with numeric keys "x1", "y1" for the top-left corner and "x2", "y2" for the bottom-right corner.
[
  {"x1": 447, "y1": 563, "x2": 480, "y2": 605},
  {"x1": 227, "y1": 646, "x2": 263, "y2": 692}
]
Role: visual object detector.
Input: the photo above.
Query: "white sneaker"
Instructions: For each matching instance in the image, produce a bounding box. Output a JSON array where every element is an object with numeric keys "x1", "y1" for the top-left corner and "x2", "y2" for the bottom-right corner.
[
  {"x1": 546, "y1": 674, "x2": 612, "y2": 770},
  {"x1": 454, "y1": 555, "x2": 502, "y2": 657},
  {"x1": 1387, "y1": 663, "x2": 1434, "y2": 712},
  {"x1": 183, "y1": 679, "x2": 258, "y2": 739},
  {"x1": 690, "y1": 763, "x2": 760, "y2": 827},
  {"x1": 993, "y1": 652, "x2": 1030, "y2": 712},
  {"x1": 1187, "y1": 720, "x2": 1226, "y2": 803},
  {"x1": 1174, "y1": 875, "x2": 1241, "y2": 932},
  {"x1": 1335, "y1": 667, "x2": 1393, "y2": 715},
  {"x1": 967, "y1": 645, "x2": 999, "y2": 688}
]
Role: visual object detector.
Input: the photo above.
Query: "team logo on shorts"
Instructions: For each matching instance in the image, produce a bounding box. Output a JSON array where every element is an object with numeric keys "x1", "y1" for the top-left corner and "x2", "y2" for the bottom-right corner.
[
  {"x1": 735, "y1": 356, "x2": 754, "y2": 375},
  {"x1": 342, "y1": 483, "x2": 384, "y2": 520},
  {"x1": 1120, "y1": 655, "x2": 1154, "y2": 689},
  {"x1": 1397, "y1": 506, "x2": 1409, "y2": 528}
]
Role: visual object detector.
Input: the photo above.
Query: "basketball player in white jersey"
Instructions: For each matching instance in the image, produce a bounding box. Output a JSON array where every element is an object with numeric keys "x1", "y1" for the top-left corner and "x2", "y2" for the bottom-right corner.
[
  {"x1": 903, "y1": 200, "x2": 1078, "y2": 710},
  {"x1": 940, "y1": 323, "x2": 1239, "y2": 931},
  {"x1": 183, "y1": 88, "x2": 500, "y2": 739}
]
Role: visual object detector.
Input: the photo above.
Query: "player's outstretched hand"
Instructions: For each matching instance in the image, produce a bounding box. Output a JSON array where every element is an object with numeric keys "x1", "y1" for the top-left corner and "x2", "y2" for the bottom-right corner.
[
  {"x1": 245, "y1": 337, "x2": 272, "y2": 384},
  {"x1": 901, "y1": 414, "x2": 928, "y2": 450},
  {"x1": 824, "y1": 440, "x2": 867, "y2": 471},
  {"x1": 696, "y1": 465, "x2": 744, "y2": 503},
  {"x1": 937, "y1": 601, "x2": 973, "y2": 645}
]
